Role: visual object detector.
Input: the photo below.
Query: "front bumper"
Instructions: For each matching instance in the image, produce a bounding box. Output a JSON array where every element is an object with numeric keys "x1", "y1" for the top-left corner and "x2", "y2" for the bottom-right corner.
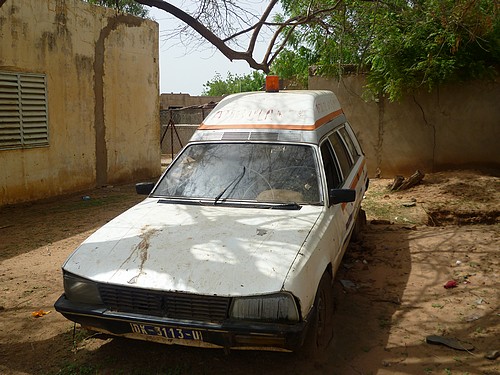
[{"x1": 54, "y1": 294, "x2": 310, "y2": 352}]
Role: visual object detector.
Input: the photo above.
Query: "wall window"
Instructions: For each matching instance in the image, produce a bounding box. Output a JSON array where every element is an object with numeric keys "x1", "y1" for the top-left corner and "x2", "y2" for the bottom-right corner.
[{"x1": 0, "y1": 71, "x2": 49, "y2": 150}]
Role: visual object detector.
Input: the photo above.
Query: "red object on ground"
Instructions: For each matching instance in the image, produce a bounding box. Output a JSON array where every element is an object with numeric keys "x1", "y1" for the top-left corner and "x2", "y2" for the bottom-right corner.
[{"x1": 444, "y1": 280, "x2": 458, "y2": 289}]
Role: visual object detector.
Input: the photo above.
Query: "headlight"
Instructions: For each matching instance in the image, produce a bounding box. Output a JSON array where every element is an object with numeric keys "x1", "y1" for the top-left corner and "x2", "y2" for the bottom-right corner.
[
  {"x1": 63, "y1": 272, "x2": 103, "y2": 305},
  {"x1": 230, "y1": 292, "x2": 299, "y2": 322}
]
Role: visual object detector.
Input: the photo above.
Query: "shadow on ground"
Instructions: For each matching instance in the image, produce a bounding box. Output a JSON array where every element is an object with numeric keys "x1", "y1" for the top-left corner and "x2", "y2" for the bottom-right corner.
[
  {"x1": 0, "y1": 184, "x2": 143, "y2": 262},
  {"x1": 0, "y1": 223, "x2": 412, "y2": 375}
]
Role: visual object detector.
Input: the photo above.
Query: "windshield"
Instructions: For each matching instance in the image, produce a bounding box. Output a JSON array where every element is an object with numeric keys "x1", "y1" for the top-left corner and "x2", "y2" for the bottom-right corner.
[{"x1": 153, "y1": 143, "x2": 322, "y2": 205}]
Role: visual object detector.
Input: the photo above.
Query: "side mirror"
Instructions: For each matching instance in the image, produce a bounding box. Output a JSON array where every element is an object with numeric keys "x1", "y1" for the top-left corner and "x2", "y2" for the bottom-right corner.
[
  {"x1": 329, "y1": 189, "x2": 356, "y2": 205},
  {"x1": 135, "y1": 182, "x2": 155, "y2": 195}
]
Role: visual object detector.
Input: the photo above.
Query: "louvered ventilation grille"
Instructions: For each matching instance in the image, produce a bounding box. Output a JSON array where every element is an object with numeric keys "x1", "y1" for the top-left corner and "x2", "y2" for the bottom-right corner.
[
  {"x1": 0, "y1": 72, "x2": 48, "y2": 149},
  {"x1": 222, "y1": 131, "x2": 250, "y2": 140},
  {"x1": 249, "y1": 132, "x2": 279, "y2": 141}
]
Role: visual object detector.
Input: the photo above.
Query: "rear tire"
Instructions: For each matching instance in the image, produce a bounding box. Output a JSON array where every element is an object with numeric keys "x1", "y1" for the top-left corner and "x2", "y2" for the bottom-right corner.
[{"x1": 351, "y1": 208, "x2": 366, "y2": 242}]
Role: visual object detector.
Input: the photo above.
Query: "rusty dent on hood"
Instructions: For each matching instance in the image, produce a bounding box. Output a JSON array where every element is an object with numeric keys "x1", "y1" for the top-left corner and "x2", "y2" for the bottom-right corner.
[{"x1": 116, "y1": 226, "x2": 159, "y2": 285}]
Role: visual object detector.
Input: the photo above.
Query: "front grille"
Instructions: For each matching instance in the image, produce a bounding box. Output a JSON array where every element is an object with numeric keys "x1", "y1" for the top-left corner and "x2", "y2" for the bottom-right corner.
[{"x1": 99, "y1": 284, "x2": 231, "y2": 322}]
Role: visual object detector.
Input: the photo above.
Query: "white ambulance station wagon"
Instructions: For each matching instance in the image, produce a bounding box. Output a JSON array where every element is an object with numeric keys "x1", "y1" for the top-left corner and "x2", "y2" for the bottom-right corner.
[{"x1": 55, "y1": 77, "x2": 369, "y2": 353}]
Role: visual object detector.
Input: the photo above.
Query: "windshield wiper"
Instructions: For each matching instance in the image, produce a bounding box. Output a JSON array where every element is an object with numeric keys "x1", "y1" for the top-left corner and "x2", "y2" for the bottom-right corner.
[
  {"x1": 214, "y1": 166, "x2": 246, "y2": 205},
  {"x1": 268, "y1": 202, "x2": 301, "y2": 210}
]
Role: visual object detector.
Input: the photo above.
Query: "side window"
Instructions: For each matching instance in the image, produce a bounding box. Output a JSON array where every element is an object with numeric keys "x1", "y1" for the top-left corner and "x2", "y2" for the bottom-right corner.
[
  {"x1": 329, "y1": 131, "x2": 353, "y2": 180},
  {"x1": 338, "y1": 126, "x2": 360, "y2": 164},
  {"x1": 320, "y1": 141, "x2": 342, "y2": 192}
]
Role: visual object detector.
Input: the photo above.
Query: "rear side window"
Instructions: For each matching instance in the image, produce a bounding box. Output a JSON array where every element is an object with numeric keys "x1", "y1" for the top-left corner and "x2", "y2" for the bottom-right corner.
[
  {"x1": 329, "y1": 132, "x2": 352, "y2": 180},
  {"x1": 320, "y1": 142, "x2": 342, "y2": 191},
  {"x1": 338, "y1": 127, "x2": 360, "y2": 164}
]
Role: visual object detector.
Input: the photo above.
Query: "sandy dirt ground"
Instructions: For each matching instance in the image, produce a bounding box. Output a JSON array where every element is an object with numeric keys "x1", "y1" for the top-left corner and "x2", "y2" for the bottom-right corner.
[{"x1": 0, "y1": 170, "x2": 498, "y2": 375}]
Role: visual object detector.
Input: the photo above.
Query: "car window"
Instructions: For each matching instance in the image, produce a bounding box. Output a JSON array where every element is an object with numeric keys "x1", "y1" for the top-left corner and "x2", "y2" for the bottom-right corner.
[
  {"x1": 153, "y1": 143, "x2": 321, "y2": 204},
  {"x1": 320, "y1": 141, "x2": 342, "y2": 192},
  {"x1": 338, "y1": 126, "x2": 360, "y2": 164},
  {"x1": 328, "y1": 131, "x2": 353, "y2": 180}
]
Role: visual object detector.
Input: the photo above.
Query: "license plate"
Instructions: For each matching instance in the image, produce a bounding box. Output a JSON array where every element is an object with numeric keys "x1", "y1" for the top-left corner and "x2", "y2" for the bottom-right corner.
[{"x1": 129, "y1": 323, "x2": 203, "y2": 341}]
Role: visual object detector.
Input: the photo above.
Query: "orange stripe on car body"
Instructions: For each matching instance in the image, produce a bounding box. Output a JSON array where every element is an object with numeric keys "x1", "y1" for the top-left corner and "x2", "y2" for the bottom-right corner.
[{"x1": 341, "y1": 159, "x2": 366, "y2": 211}]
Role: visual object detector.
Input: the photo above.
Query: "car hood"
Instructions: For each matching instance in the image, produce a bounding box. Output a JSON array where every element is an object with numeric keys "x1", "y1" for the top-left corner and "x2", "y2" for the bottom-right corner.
[{"x1": 63, "y1": 198, "x2": 323, "y2": 296}]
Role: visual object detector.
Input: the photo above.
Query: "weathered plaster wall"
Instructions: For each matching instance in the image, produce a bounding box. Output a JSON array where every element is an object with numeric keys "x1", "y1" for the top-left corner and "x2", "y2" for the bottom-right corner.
[
  {"x1": 0, "y1": 0, "x2": 159, "y2": 205},
  {"x1": 309, "y1": 75, "x2": 500, "y2": 177},
  {"x1": 157, "y1": 76, "x2": 499, "y2": 174},
  {"x1": 100, "y1": 15, "x2": 159, "y2": 185}
]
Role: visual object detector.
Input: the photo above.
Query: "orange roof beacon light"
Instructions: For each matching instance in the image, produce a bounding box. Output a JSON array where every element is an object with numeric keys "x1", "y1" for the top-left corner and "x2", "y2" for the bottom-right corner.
[{"x1": 265, "y1": 75, "x2": 280, "y2": 92}]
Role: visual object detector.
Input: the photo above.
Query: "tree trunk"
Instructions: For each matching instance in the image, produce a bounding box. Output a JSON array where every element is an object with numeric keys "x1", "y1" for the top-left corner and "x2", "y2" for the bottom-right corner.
[
  {"x1": 393, "y1": 170, "x2": 425, "y2": 191},
  {"x1": 390, "y1": 175, "x2": 404, "y2": 191}
]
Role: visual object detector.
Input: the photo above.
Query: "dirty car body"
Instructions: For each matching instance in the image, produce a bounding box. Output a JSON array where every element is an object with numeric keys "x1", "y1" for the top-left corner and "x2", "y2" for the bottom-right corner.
[{"x1": 55, "y1": 84, "x2": 368, "y2": 352}]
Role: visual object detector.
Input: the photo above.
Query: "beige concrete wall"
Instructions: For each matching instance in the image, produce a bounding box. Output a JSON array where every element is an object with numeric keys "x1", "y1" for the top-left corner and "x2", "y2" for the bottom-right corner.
[
  {"x1": 160, "y1": 93, "x2": 222, "y2": 110},
  {"x1": 0, "y1": 0, "x2": 160, "y2": 205},
  {"x1": 159, "y1": 94, "x2": 220, "y2": 155},
  {"x1": 309, "y1": 75, "x2": 500, "y2": 177},
  {"x1": 160, "y1": 106, "x2": 216, "y2": 155},
  {"x1": 161, "y1": 124, "x2": 199, "y2": 156}
]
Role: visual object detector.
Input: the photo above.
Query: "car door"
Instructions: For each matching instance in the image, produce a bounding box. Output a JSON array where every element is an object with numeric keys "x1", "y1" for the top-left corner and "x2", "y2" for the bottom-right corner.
[
  {"x1": 319, "y1": 124, "x2": 367, "y2": 269},
  {"x1": 330, "y1": 125, "x2": 367, "y2": 243},
  {"x1": 318, "y1": 138, "x2": 348, "y2": 272}
]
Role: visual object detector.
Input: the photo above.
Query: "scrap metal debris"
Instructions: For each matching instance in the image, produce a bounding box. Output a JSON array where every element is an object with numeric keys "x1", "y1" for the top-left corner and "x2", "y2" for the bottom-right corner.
[{"x1": 426, "y1": 335, "x2": 475, "y2": 351}]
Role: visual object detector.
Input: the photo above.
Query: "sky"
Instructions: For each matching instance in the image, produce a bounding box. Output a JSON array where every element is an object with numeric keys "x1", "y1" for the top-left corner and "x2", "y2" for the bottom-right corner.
[{"x1": 146, "y1": 4, "x2": 273, "y2": 96}]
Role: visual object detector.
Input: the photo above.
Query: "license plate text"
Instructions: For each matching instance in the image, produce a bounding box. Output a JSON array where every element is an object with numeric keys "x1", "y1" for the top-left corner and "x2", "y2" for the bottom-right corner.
[{"x1": 129, "y1": 323, "x2": 203, "y2": 341}]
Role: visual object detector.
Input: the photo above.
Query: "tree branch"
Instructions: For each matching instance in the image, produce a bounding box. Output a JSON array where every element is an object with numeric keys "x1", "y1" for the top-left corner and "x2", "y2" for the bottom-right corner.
[
  {"x1": 136, "y1": 0, "x2": 271, "y2": 72},
  {"x1": 135, "y1": 0, "x2": 343, "y2": 74},
  {"x1": 246, "y1": 0, "x2": 279, "y2": 55}
]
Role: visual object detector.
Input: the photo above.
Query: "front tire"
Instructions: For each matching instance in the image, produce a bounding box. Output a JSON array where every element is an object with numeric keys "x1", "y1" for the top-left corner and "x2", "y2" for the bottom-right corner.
[{"x1": 302, "y1": 271, "x2": 334, "y2": 356}]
